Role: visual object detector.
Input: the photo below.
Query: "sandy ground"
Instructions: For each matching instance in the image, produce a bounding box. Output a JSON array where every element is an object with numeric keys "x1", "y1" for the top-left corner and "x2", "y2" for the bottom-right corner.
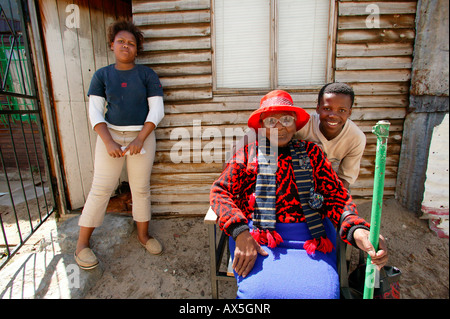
[
  {"x1": 1, "y1": 195, "x2": 449, "y2": 299},
  {"x1": 81, "y1": 214, "x2": 238, "y2": 299},
  {"x1": 82, "y1": 198, "x2": 449, "y2": 299},
  {"x1": 351, "y1": 199, "x2": 448, "y2": 299}
]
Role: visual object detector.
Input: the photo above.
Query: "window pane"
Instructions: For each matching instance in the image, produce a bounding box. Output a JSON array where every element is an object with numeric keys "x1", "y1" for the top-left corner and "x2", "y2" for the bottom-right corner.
[
  {"x1": 215, "y1": 0, "x2": 271, "y2": 88},
  {"x1": 278, "y1": 0, "x2": 330, "y2": 86}
]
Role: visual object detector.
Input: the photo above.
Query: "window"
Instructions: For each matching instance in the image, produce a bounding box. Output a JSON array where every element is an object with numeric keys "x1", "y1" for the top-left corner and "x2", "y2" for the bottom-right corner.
[{"x1": 214, "y1": 0, "x2": 335, "y2": 90}]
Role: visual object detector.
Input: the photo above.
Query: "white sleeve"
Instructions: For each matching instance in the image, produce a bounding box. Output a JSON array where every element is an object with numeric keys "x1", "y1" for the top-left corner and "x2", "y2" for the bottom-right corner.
[
  {"x1": 89, "y1": 95, "x2": 106, "y2": 129},
  {"x1": 145, "y1": 95, "x2": 165, "y2": 127}
]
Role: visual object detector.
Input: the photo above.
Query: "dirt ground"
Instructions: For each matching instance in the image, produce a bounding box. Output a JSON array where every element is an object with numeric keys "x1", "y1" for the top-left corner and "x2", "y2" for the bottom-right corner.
[
  {"x1": 1, "y1": 195, "x2": 449, "y2": 299},
  {"x1": 81, "y1": 197, "x2": 448, "y2": 299},
  {"x1": 351, "y1": 198, "x2": 449, "y2": 299}
]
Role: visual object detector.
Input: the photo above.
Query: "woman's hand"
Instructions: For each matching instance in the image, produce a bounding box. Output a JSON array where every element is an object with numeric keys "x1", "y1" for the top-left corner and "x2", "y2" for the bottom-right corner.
[
  {"x1": 94, "y1": 123, "x2": 123, "y2": 158},
  {"x1": 105, "y1": 140, "x2": 124, "y2": 158},
  {"x1": 122, "y1": 136, "x2": 144, "y2": 156},
  {"x1": 233, "y1": 231, "x2": 268, "y2": 278},
  {"x1": 353, "y1": 228, "x2": 388, "y2": 270},
  {"x1": 121, "y1": 122, "x2": 155, "y2": 156}
]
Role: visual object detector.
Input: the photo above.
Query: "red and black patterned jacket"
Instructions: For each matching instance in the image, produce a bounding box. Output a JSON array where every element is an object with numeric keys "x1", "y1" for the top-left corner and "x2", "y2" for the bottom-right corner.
[{"x1": 210, "y1": 140, "x2": 370, "y2": 246}]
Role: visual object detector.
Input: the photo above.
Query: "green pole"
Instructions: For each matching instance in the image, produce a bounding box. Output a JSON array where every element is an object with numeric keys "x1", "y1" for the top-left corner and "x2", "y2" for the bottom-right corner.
[{"x1": 363, "y1": 120, "x2": 390, "y2": 299}]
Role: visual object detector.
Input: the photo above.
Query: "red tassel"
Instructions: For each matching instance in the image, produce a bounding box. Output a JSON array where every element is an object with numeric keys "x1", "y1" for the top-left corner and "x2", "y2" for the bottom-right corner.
[
  {"x1": 260, "y1": 230, "x2": 268, "y2": 244},
  {"x1": 317, "y1": 237, "x2": 334, "y2": 253},
  {"x1": 267, "y1": 231, "x2": 276, "y2": 248},
  {"x1": 251, "y1": 229, "x2": 283, "y2": 248},
  {"x1": 304, "y1": 238, "x2": 318, "y2": 255},
  {"x1": 304, "y1": 237, "x2": 334, "y2": 255},
  {"x1": 271, "y1": 230, "x2": 283, "y2": 246},
  {"x1": 250, "y1": 228, "x2": 267, "y2": 245}
]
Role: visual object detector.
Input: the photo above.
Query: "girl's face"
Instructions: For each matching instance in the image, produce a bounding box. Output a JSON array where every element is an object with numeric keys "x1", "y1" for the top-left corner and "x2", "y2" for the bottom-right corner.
[
  {"x1": 111, "y1": 30, "x2": 138, "y2": 65},
  {"x1": 260, "y1": 111, "x2": 297, "y2": 147}
]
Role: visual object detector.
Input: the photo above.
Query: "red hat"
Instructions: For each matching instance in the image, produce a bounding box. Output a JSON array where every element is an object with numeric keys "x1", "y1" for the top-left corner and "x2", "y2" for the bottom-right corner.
[{"x1": 248, "y1": 90, "x2": 310, "y2": 131}]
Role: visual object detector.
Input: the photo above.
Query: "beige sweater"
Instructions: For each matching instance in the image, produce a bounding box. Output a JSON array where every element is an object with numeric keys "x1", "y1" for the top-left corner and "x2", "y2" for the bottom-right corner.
[{"x1": 296, "y1": 113, "x2": 366, "y2": 185}]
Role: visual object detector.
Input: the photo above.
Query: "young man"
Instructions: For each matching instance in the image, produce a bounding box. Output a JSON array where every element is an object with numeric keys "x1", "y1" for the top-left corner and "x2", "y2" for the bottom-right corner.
[{"x1": 296, "y1": 82, "x2": 366, "y2": 189}]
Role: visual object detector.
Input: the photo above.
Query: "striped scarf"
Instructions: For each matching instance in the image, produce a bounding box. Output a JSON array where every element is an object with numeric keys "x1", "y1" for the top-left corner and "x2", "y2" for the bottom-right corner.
[{"x1": 250, "y1": 138, "x2": 334, "y2": 255}]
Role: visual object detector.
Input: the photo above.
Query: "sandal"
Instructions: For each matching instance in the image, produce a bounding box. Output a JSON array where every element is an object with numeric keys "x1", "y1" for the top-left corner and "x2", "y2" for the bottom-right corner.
[
  {"x1": 138, "y1": 236, "x2": 163, "y2": 255},
  {"x1": 74, "y1": 247, "x2": 99, "y2": 270}
]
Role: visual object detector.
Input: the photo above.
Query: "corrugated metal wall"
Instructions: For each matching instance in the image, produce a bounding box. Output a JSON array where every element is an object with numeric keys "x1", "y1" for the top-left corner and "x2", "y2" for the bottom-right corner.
[
  {"x1": 395, "y1": 0, "x2": 449, "y2": 215},
  {"x1": 133, "y1": 0, "x2": 417, "y2": 216},
  {"x1": 134, "y1": 0, "x2": 212, "y2": 101},
  {"x1": 421, "y1": 114, "x2": 449, "y2": 238},
  {"x1": 134, "y1": 0, "x2": 213, "y2": 215},
  {"x1": 335, "y1": 0, "x2": 415, "y2": 201}
]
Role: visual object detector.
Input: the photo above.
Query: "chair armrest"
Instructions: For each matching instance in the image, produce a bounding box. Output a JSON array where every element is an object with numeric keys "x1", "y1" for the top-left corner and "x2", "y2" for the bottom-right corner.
[{"x1": 204, "y1": 206, "x2": 218, "y2": 225}]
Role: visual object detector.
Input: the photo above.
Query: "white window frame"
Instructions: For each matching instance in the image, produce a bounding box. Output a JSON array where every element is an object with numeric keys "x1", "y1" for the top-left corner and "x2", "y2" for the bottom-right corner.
[{"x1": 211, "y1": 0, "x2": 337, "y2": 93}]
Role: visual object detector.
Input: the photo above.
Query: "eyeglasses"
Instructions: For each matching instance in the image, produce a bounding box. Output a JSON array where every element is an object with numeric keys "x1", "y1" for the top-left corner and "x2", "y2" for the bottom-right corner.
[{"x1": 262, "y1": 115, "x2": 296, "y2": 128}]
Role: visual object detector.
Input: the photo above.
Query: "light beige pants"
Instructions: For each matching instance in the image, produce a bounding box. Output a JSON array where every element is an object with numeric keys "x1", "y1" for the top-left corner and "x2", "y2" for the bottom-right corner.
[{"x1": 78, "y1": 128, "x2": 156, "y2": 228}]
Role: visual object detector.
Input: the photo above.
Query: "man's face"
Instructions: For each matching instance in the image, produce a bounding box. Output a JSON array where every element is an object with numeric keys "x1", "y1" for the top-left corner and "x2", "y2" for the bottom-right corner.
[{"x1": 317, "y1": 93, "x2": 352, "y2": 140}]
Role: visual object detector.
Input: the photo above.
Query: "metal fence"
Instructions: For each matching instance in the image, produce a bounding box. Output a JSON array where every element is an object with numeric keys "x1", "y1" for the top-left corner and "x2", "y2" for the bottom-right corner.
[{"x1": 0, "y1": 0, "x2": 55, "y2": 270}]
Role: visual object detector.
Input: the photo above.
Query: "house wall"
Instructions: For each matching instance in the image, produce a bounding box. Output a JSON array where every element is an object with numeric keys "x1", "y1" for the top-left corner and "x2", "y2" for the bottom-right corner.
[
  {"x1": 396, "y1": 0, "x2": 449, "y2": 213},
  {"x1": 132, "y1": 0, "x2": 417, "y2": 216},
  {"x1": 34, "y1": 0, "x2": 423, "y2": 215}
]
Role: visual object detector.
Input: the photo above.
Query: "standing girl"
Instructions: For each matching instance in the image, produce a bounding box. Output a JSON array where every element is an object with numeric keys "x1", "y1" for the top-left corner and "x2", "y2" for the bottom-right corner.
[{"x1": 75, "y1": 20, "x2": 164, "y2": 270}]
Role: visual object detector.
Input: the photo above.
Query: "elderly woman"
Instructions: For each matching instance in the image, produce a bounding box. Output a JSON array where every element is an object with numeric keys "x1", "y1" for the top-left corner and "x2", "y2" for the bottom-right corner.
[{"x1": 210, "y1": 90, "x2": 388, "y2": 299}]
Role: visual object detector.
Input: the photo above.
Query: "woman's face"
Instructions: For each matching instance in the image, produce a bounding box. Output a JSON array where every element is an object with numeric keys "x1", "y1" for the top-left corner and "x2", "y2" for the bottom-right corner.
[
  {"x1": 111, "y1": 30, "x2": 138, "y2": 65},
  {"x1": 260, "y1": 111, "x2": 297, "y2": 147}
]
